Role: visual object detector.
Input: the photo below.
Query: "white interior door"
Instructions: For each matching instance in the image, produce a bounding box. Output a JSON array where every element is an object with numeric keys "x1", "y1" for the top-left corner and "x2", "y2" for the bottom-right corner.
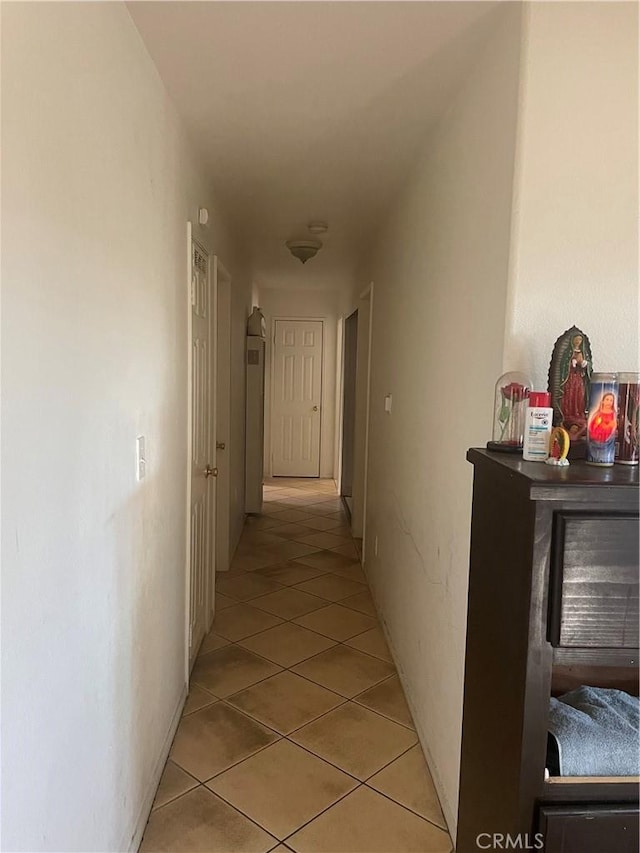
[
  {"x1": 272, "y1": 319, "x2": 323, "y2": 477},
  {"x1": 188, "y1": 232, "x2": 216, "y2": 667}
]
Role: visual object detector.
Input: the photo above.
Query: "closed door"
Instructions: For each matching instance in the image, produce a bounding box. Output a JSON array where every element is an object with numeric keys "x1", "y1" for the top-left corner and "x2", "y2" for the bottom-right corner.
[
  {"x1": 272, "y1": 319, "x2": 323, "y2": 477},
  {"x1": 189, "y1": 234, "x2": 216, "y2": 667}
]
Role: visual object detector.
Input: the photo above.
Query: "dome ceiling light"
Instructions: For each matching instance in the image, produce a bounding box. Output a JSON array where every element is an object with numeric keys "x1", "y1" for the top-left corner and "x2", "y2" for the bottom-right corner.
[{"x1": 286, "y1": 239, "x2": 322, "y2": 264}]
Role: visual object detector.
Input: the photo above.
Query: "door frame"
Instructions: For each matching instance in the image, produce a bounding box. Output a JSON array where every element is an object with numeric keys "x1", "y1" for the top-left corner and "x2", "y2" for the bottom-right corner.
[
  {"x1": 359, "y1": 282, "x2": 374, "y2": 562},
  {"x1": 214, "y1": 256, "x2": 232, "y2": 572},
  {"x1": 184, "y1": 221, "x2": 217, "y2": 677},
  {"x1": 336, "y1": 283, "x2": 374, "y2": 558},
  {"x1": 268, "y1": 316, "x2": 325, "y2": 478}
]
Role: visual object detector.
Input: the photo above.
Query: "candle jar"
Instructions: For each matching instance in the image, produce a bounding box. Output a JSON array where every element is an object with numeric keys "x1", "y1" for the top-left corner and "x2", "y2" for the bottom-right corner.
[
  {"x1": 586, "y1": 373, "x2": 618, "y2": 467},
  {"x1": 487, "y1": 372, "x2": 531, "y2": 453},
  {"x1": 615, "y1": 372, "x2": 640, "y2": 465}
]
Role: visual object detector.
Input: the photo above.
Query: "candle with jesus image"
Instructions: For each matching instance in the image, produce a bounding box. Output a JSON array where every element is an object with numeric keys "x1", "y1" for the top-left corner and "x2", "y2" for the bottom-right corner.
[{"x1": 586, "y1": 374, "x2": 618, "y2": 467}]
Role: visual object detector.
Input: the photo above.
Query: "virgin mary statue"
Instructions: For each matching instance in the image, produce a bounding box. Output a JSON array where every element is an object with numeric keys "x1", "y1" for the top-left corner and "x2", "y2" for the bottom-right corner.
[{"x1": 548, "y1": 327, "x2": 593, "y2": 441}]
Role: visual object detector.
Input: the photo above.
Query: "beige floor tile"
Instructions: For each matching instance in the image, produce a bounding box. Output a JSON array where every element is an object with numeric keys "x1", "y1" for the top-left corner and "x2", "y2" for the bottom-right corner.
[
  {"x1": 261, "y1": 504, "x2": 299, "y2": 516},
  {"x1": 217, "y1": 573, "x2": 284, "y2": 602},
  {"x1": 151, "y1": 760, "x2": 199, "y2": 810},
  {"x1": 212, "y1": 604, "x2": 284, "y2": 641},
  {"x1": 192, "y1": 645, "x2": 282, "y2": 698},
  {"x1": 170, "y1": 702, "x2": 279, "y2": 781},
  {"x1": 329, "y1": 525, "x2": 353, "y2": 537},
  {"x1": 323, "y1": 511, "x2": 349, "y2": 523},
  {"x1": 230, "y1": 551, "x2": 281, "y2": 572},
  {"x1": 183, "y1": 685, "x2": 218, "y2": 716},
  {"x1": 215, "y1": 592, "x2": 237, "y2": 610},
  {"x1": 290, "y1": 702, "x2": 416, "y2": 780},
  {"x1": 294, "y1": 574, "x2": 365, "y2": 602},
  {"x1": 267, "y1": 509, "x2": 315, "y2": 523},
  {"x1": 298, "y1": 516, "x2": 343, "y2": 531},
  {"x1": 294, "y1": 550, "x2": 359, "y2": 573},
  {"x1": 238, "y1": 622, "x2": 336, "y2": 667},
  {"x1": 242, "y1": 530, "x2": 292, "y2": 547},
  {"x1": 256, "y1": 562, "x2": 327, "y2": 586},
  {"x1": 341, "y1": 589, "x2": 376, "y2": 617},
  {"x1": 294, "y1": 532, "x2": 353, "y2": 550},
  {"x1": 244, "y1": 516, "x2": 285, "y2": 531},
  {"x1": 367, "y1": 745, "x2": 447, "y2": 829},
  {"x1": 264, "y1": 523, "x2": 317, "y2": 540},
  {"x1": 345, "y1": 626, "x2": 393, "y2": 662},
  {"x1": 286, "y1": 785, "x2": 452, "y2": 853},
  {"x1": 206, "y1": 740, "x2": 357, "y2": 840},
  {"x1": 250, "y1": 588, "x2": 326, "y2": 620},
  {"x1": 330, "y1": 542, "x2": 360, "y2": 559},
  {"x1": 140, "y1": 787, "x2": 276, "y2": 853},
  {"x1": 326, "y1": 561, "x2": 367, "y2": 583},
  {"x1": 291, "y1": 645, "x2": 394, "y2": 698},
  {"x1": 354, "y1": 675, "x2": 415, "y2": 729},
  {"x1": 264, "y1": 541, "x2": 321, "y2": 561},
  {"x1": 293, "y1": 604, "x2": 376, "y2": 641},
  {"x1": 227, "y1": 671, "x2": 344, "y2": 734},
  {"x1": 198, "y1": 629, "x2": 230, "y2": 655},
  {"x1": 302, "y1": 505, "x2": 346, "y2": 518}
]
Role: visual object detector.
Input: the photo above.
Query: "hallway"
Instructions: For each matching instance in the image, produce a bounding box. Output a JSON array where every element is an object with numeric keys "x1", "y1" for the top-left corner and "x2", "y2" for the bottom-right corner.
[{"x1": 141, "y1": 480, "x2": 452, "y2": 853}]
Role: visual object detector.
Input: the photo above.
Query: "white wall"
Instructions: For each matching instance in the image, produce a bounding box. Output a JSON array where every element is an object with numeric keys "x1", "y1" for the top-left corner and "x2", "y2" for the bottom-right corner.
[
  {"x1": 504, "y1": 2, "x2": 639, "y2": 383},
  {"x1": 1, "y1": 4, "x2": 248, "y2": 850},
  {"x1": 259, "y1": 288, "x2": 339, "y2": 479},
  {"x1": 360, "y1": 6, "x2": 523, "y2": 836}
]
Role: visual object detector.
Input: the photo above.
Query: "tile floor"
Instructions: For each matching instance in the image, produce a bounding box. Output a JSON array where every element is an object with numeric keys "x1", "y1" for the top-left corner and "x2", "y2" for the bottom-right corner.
[{"x1": 141, "y1": 479, "x2": 452, "y2": 853}]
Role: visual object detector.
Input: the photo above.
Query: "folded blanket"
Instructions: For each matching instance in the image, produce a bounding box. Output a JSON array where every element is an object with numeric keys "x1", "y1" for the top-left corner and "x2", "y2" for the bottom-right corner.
[{"x1": 548, "y1": 686, "x2": 639, "y2": 776}]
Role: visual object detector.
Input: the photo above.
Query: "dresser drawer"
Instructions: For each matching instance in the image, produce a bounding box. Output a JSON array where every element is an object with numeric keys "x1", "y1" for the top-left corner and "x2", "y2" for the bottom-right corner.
[
  {"x1": 538, "y1": 804, "x2": 639, "y2": 853},
  {"x1": 549, "y1": 514, "x2": 639, "y2": 649}
]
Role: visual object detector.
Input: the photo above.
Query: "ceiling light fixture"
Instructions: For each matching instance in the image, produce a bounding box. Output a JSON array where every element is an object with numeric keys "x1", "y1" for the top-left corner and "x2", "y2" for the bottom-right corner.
[
  {"x1": 286, "y1": 239, "x2": 322, "y2": 264},
  {"x1": 307, "y1": 221, "x2": 328, "y2": 235}
]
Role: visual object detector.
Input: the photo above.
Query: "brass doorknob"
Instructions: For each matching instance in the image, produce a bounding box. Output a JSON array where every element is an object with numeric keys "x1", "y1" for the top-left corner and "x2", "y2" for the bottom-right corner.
[
  {"x1": 312, "y1": 406, "x2": 319, "y2": 412},
  {"x1": 204, "y1": 465, "x2": 218, "y2": 478},
  {"x1": 216, "y1": 442, "x2": 226, "y2": 450}
]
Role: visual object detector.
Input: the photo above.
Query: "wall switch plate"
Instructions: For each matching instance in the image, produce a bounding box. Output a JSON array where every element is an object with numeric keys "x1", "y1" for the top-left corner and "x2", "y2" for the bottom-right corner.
[
  {"x1": 384, "y1": 394, "x2": 392, "y2": 413},
  {"x1": 136, "y1": 436, "x2": 146, "y2": 481}
]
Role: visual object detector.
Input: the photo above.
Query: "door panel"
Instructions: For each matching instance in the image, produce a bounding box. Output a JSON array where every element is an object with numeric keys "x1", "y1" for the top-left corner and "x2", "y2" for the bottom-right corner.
[
  {"x1": 272, "y1": 320, "x2": 322, "y2": 477},
  {"x1": 189, "y1": 236, "x2": 216, "y2": 666}
]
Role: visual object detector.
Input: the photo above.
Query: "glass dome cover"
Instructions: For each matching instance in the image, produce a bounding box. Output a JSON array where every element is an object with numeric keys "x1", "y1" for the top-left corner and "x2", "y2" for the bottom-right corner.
[{"x1": 487, "y1": 371, "x2": 532, "y2": 452}]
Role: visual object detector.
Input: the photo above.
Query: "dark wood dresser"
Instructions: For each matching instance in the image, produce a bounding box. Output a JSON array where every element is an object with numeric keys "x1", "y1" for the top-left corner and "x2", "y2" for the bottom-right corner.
[{"x1": 457, "y1": 449, "x2": 639, "y2": 853}]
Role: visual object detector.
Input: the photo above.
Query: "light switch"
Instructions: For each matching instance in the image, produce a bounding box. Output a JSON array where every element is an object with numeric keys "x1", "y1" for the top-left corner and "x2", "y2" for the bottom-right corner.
[
  {"x1": 136, "y1": 435, "x2": 146, "y2": 481},
  {"x1": 384, "y1": 394, "x2": 392, "y2": 413}
]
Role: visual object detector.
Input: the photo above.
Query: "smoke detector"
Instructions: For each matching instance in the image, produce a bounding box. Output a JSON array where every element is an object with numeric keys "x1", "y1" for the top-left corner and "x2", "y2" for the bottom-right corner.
[
  {"x1": 286, "y1": 239, "x2": 322, "y2": 264},
  {"x1": 308, "y1": 221, "x2": 328, "y2": 235}
]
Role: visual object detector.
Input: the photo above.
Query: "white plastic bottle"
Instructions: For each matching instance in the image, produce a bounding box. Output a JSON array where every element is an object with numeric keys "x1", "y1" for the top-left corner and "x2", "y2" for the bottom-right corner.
[{"x1": 523, "y1": 391, "x2": 554, "y2": 461}]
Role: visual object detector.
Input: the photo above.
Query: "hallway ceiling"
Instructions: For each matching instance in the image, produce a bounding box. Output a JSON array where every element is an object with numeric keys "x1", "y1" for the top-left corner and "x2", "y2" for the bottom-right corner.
[{"x1": 128, "y1": 1, "x2": 499, "y2": 291}]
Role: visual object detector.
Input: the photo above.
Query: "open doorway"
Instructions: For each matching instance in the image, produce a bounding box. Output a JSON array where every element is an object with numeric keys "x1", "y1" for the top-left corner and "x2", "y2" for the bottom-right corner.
[{"x1": 340, "y1": 310, "x2": 358, "y2": 516}]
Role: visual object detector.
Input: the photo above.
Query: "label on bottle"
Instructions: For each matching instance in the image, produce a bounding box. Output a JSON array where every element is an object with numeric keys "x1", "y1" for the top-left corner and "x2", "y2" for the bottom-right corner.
[{"x1": 523, "y1": 408, "x2": 553, "y2": 461}]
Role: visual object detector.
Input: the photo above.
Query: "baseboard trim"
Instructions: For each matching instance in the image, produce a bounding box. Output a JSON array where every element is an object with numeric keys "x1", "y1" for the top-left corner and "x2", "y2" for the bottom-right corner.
[{"x1": 124, "y1": 683, "x2": 187, "y2": 852}]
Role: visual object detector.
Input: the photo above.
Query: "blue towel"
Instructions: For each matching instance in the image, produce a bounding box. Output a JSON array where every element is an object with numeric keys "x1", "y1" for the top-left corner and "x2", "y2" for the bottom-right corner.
[{"x1": 548, "y1": 686, "x2": 640, "y2": 776}]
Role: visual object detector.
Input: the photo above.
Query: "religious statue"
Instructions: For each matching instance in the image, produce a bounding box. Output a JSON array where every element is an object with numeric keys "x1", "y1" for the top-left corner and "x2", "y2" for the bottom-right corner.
[{"x1": 548, "y1": 327, "x2": 593, "y2": 443}]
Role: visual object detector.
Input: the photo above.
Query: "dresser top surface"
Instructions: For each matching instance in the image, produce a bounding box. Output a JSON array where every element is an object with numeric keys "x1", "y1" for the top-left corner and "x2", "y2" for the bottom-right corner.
[{"x1": 468, "y1": 448, "x2": 639, "y2": 501}]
